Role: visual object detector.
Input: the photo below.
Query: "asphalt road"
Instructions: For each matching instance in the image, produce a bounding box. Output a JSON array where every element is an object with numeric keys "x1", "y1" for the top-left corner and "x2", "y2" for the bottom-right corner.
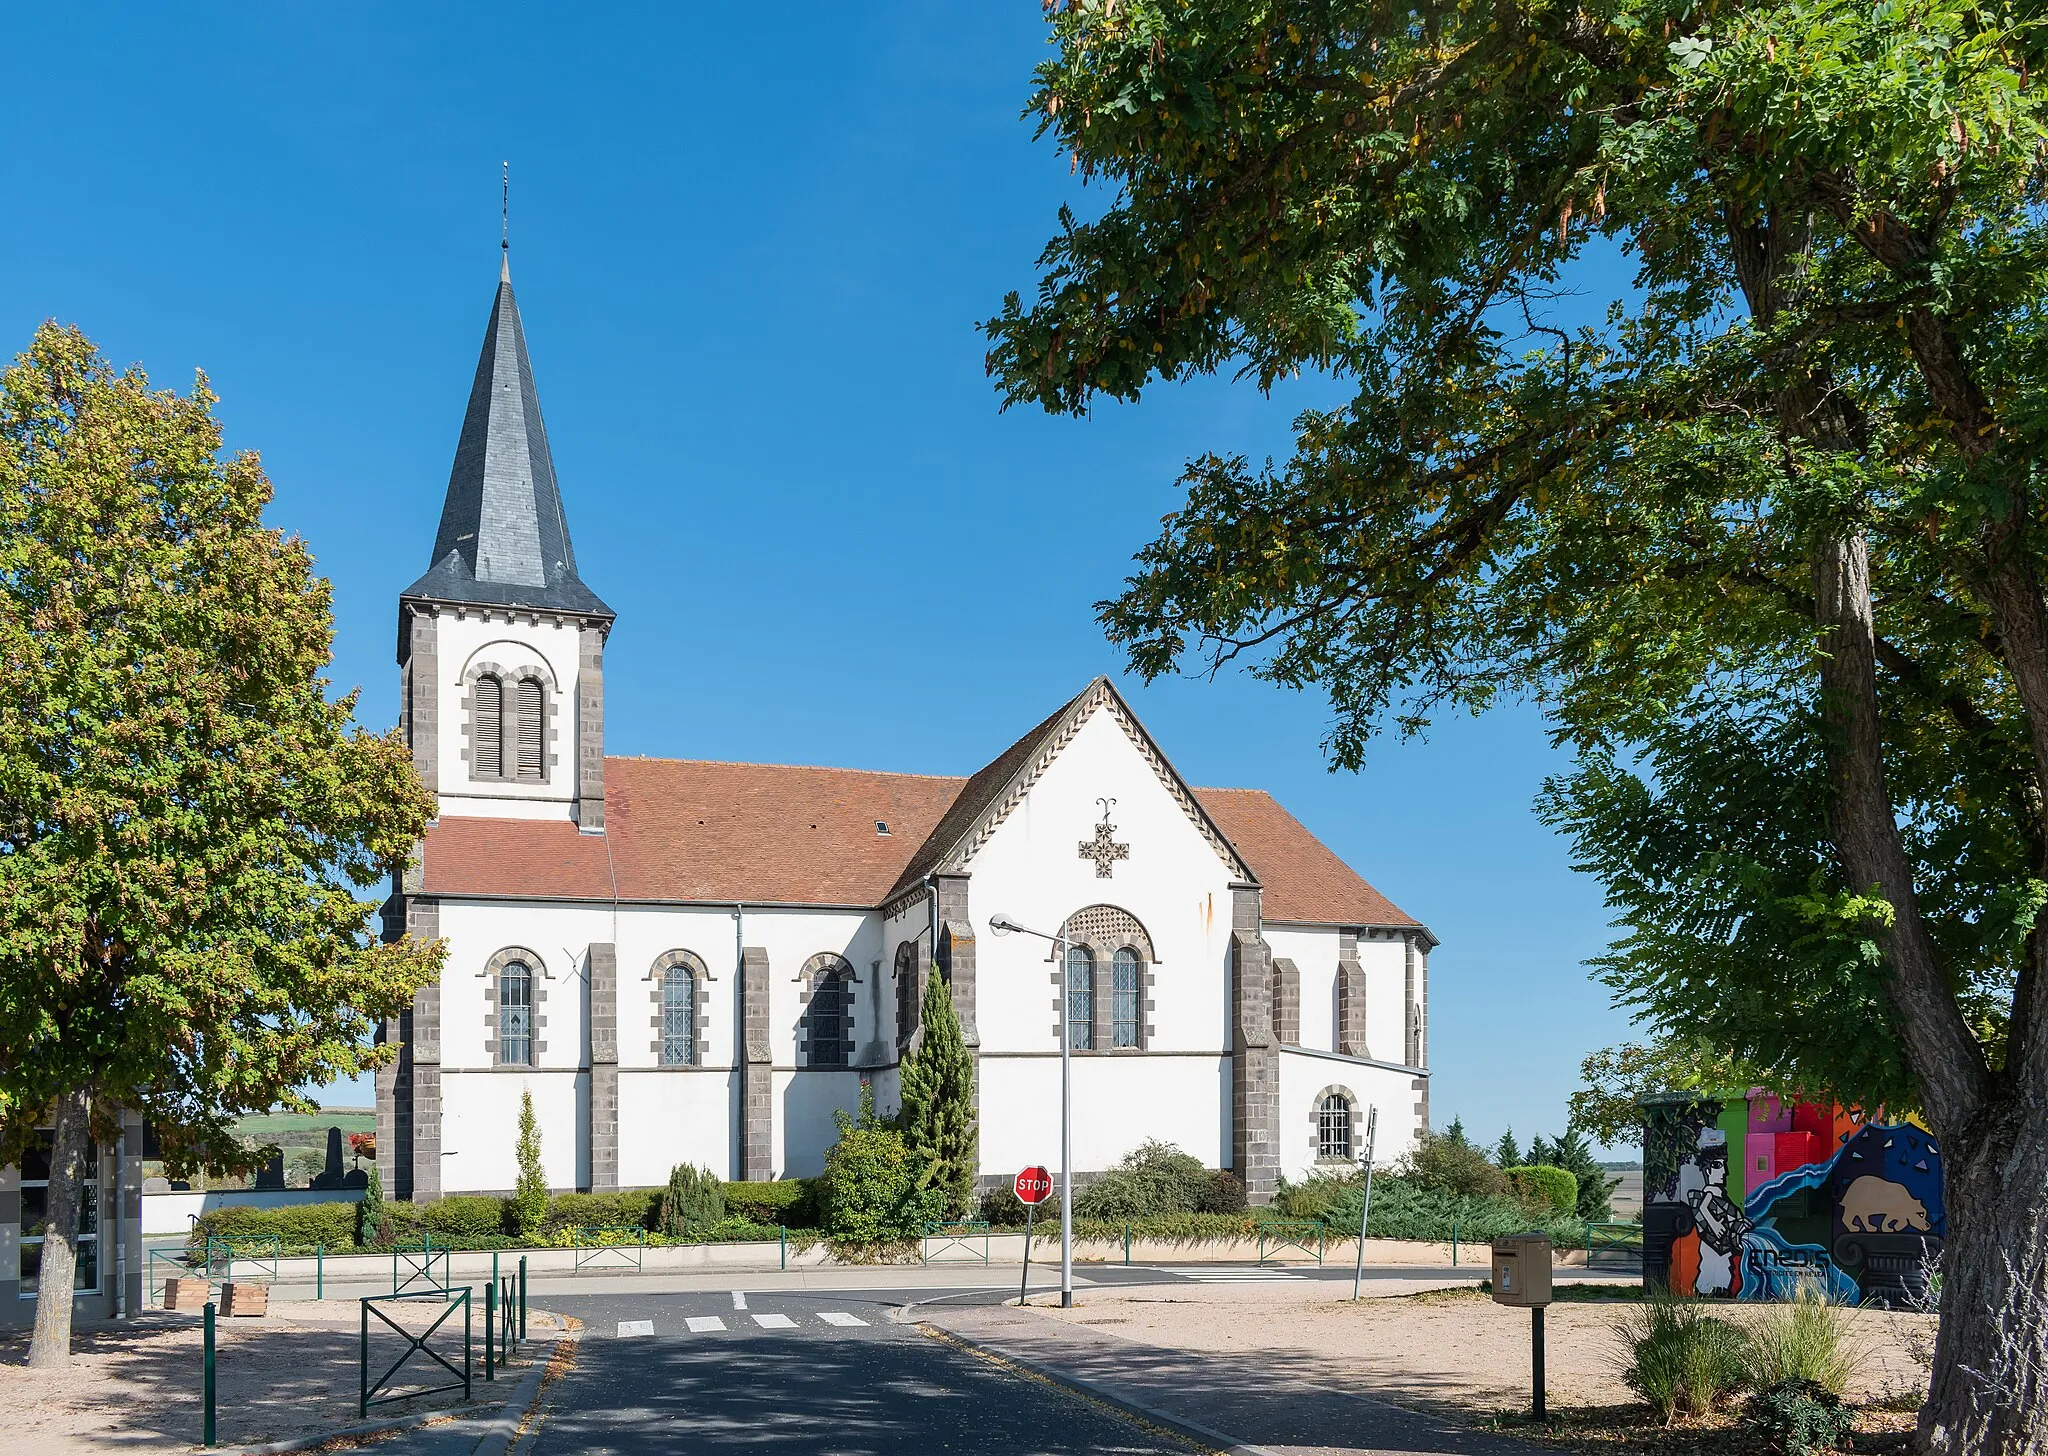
[{"x1": 515, "y1": 1283, "x2": 1202, "y2": 1456}]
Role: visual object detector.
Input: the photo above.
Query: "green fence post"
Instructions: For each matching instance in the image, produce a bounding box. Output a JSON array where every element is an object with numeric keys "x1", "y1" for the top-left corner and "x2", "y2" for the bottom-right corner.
[
  {"x1": 202, "y1": 1301, "x2": 217, "y2": 1447},
  {"x1": 316, "y1": 1243, "x2": 324, "y2": 1300},
  {"x1": 780, "y1": 1225, "x2": 786, "y2": 1271},
  {"x1": 463, "y1": 1288, "x2": 473, "y2": 1404},
  {"x1": 492, "y1": 1249, "x2": 499, "y2": 1295},
  {"x1": 1452, "y1": 1218, "x2": 1459, "y2": 1268},
  {"x1": 1124, "y1": 1223, "x2": 1131, "y2": 1266},
  {"x1": 485, "y1": 1283, "x2": 496, "y2": 1382},
  {"x1": 519, "y1": 1256, "x2": 528, "y2": 1341}
]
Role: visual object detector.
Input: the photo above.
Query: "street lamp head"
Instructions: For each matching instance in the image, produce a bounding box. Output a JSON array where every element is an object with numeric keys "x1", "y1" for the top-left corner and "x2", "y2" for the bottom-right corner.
[{"x1": 989, "y1": 914, "x2": 1018, "y2": 936}]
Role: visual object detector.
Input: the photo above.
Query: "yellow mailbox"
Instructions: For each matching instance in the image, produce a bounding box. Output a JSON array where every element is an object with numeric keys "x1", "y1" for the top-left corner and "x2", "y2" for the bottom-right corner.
[{"x1": 1490, "y1": 1233, "x2": 1554, "y2": 1307}]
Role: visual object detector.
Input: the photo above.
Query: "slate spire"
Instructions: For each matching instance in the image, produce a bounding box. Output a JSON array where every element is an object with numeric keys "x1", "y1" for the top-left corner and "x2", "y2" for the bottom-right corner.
[{"x1": 402, "y1": 255, "x2": 612, "y2": 617}]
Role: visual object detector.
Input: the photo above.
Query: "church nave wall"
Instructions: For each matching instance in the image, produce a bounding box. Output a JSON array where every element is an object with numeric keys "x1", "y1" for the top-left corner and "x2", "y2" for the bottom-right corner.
[
  {"x1": 977, "y1": 1051, "x2": 1228, "y2": 1177},
  {"x1": 616, "y1": 1067, "x2": 739, "y2": 1184},
  {"x1": 439, "y1": 1068, "x2": 588, "y2": 1194}
]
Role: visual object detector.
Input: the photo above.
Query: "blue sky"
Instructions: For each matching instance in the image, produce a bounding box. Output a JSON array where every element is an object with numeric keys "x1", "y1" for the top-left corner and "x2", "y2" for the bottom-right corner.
[{"x1": 1, "y1": 6, "x2": 1639, "y2": 1154}]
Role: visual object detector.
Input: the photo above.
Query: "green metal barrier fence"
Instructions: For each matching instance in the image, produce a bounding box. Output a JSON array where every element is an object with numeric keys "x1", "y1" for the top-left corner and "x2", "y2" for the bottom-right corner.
[
  {"x1": 204, "y1": 1235, "x2": 280, "y2": 1285},
  {"x1": 392, "y1": 1236, "x2": 453, "y2": 1299},
  {"x1": 922, "y1": 1220, "x2": 991, "y2": 1265},
  {"x1": 359, "y1": 1288, "x2": 471, "y2": 1417},
  {"x1": 1586, "y1": 1222, "x2": 1644, "y2": 1266},
  {"x1": 571, "y1": 1226, "x2": 647, "y2": 1273},
  {"x1": 1257, "y1": 1219, "x2": 1327, "y2": 1265},
  {"x1": 148, "y1": 1246, "x2": 210, "y2": 1307}
]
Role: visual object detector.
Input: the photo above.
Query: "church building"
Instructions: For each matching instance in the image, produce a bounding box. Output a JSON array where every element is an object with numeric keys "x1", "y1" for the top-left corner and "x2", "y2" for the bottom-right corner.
[{"x1": 375, "y1": 257, "x2": 1437, "y2": 1204}]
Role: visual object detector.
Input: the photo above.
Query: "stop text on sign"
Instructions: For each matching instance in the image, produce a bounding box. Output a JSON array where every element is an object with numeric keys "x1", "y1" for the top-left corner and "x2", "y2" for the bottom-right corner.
[{"x1": 1014, "y1": 1166, "x2": 1053, "y2": 1205}]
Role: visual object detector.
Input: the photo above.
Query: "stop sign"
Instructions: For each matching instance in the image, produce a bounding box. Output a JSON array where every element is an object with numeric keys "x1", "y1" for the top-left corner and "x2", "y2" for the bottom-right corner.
[{"x1": 1014, "y1": 1166, "x2": 1053, "y2": 1205}]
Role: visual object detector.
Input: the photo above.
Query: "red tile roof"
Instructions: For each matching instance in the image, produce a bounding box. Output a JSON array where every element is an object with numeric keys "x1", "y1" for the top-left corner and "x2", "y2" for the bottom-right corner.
[
  {"x1": 418, "y1": 760, "x2": 1422, "y2": 931},
  {"x1": 1192, "y1": 787, "x2": 1421, "y2": 929}
]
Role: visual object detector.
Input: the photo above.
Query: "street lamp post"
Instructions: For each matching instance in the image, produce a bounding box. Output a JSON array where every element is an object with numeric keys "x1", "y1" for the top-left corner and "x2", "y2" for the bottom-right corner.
[{"x1": 989, "y1": 913, "x2": 1073, "y2": 1308}]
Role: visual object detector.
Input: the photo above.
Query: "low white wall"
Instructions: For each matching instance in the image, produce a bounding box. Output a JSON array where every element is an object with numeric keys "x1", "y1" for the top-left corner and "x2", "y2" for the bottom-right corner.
[{"x1": 143, "y1": 1188, "x2": 362, "y2": 1238}]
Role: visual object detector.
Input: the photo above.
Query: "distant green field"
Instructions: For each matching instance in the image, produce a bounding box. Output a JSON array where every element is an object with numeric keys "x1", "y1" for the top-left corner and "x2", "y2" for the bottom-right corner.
[{"x1": 233, "y1": 1109, "x2": 374, "y2": 1147}]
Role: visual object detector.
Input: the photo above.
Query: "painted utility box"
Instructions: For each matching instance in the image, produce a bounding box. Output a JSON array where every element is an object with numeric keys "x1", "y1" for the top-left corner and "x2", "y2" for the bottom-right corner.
[{"x1": 1642, "y1": 1090, "x2": 1942, "y2": 1306}]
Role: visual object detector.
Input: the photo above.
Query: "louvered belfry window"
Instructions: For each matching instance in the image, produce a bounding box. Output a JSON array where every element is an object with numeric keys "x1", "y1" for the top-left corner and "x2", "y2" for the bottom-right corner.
[
  {"x1": 473, "y1": 675, "x2": 503, "y2": 779},
  {"x1": 515, "y1": 678, "x2": 544, "y2": 781}
]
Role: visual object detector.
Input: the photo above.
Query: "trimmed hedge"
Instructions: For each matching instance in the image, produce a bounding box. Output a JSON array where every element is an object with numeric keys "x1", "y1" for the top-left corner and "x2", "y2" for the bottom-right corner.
[
  {"x1": 193, "y1": 1201, "x2": 356, "y2": 1254},
  {"x1": 1276, "y1": 1170, "x2": 1587, "y2": 1246},
  {"x1": 722, "y1": 1179, "x2": 816, "y2": 1225},
  {"x1": 1502, "y1": 1165, "x2": 1579, "y2": 1215}
]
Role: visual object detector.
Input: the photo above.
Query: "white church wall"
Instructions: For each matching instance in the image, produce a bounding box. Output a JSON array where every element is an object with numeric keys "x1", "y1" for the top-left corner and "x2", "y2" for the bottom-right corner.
[
  {"x1": 738, "y1": 907, "x2": 881, "y2": 1058},
  {"x1": 616, "y1": 1069, "x2": 737, "y2": 1184},
  {"x1": 965, "y1": 708, "x2": 1239, "y2": 1059},
  {"x1": 1358, "y1": 931, "x2": 1411, "y2": 1066},
  {"x1": 775, "y1": 1069, "x2": 867, "y2": 1178},
  {"x1": 978, "y1": 1053, "x2": 1228, "y2": 1175},
  {"x1": 1264, "y1": 924, "x2": 1342, "y2": 1051},
  {"x1": 1276, "y1": 1046, "x2": 1421, "y2": 1178},
  {"x1": 430, "y1": 609, "x2": 585, "y2": 821},
  {"x1": 435, "y1": 899, "x2": 607, "y2": 1071},
  {"x1": 440, "y1": 1069, "x2": 587, "y2": 1193}
]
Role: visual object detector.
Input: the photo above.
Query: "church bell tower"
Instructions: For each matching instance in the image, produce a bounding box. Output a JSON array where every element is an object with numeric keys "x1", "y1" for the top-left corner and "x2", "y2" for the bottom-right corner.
[{"x1": 397, "y1": 251, "x2": 614, "y2": 831}]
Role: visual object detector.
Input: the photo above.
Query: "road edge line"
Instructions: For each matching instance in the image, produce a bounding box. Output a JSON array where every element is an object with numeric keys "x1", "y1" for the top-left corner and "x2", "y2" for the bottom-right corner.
[
  {"x1": 471, "y1": 1326, "x2": 579, "y2": 1456},
  {"x1": 919, "y1": 1322, "x2": 1283, "y2": 1456}
]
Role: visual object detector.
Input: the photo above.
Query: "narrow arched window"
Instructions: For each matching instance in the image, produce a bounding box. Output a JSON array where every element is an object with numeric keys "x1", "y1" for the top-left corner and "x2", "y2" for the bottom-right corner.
[
  {"x1": 661, "y1": 965, "x2": 696, "y2": 1066},
  {"x1": 1066, "y1": 946, "x2": 1095, "y2": 1051},
  {"x1": 499, "y1": 961, "x2": 534, "y2": 1065},
  {"x1": 806, "y1": 965, "x2": 847, "y2": 1068},
  {"x1": 1111, "y1": 948, "x2": 1140, "y2": 1048},
  {"x1": 894, "y1": 942, "x2": 918, "y2": 1049},
  {"x1": 515, "y1": 678, "x2": 544, "y2": 781},
  {"x1": 1318, "y1": 1092, "x2": 1354, "y2": 1161},
  {"x1": 473, "y1": 675, "x2": 504, "y2": 779}
]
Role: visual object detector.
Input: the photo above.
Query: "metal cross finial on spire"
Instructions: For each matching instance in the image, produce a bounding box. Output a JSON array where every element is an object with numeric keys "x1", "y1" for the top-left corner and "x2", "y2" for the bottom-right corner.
[{"x1": 500, "y1": 161, "x2": 511, "y2": 281}]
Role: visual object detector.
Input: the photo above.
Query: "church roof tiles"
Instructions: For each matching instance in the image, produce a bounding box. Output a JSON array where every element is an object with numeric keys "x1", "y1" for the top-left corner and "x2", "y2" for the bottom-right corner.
[{"x1": 417, "y1": 756, "x2": 1421, "y2": 930}]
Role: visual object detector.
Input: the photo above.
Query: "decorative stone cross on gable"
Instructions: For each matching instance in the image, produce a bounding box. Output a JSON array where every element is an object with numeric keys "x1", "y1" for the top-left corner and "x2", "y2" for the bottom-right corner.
[{"x1": 1079, "y1": 798, "x2": 1130, "y2": 878}]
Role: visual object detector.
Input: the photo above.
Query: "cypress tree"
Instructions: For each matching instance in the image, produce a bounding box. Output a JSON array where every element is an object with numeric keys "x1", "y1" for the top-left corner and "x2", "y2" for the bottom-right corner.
[
  {"x1": 898, "y1": 967, "x2": 977, "y2": 1217},
  {"x1": 512, "y1": 1089, "x2": 547, "y2": 1239}
]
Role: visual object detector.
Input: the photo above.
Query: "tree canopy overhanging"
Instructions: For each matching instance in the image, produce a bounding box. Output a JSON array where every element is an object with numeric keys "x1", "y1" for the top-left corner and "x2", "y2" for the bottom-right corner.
[
  {"x1": 0, "y1": 324, "x2": 441, "y2": 1363},
  {"x1": 986, "y1": 2, "x2": 2048, "y2": 1449}
]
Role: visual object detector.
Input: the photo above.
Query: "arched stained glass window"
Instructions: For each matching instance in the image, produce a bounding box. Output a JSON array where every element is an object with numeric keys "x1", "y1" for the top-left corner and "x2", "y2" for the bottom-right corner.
[
  {"x1": 806, "y1": 964, "x2": 848, "y2": 1069},
  {"x1": 661, "y1": 965, "x2": 696, "y2": 1065},
  {"x1": 1066, "y1": 946, "x2": 1095, "y2": 1051},
  {"x1": 894, "y1": 942, "x2": 918, "y2": 1048},
  {"x1": 498, "y1": 961, "x2": 534, "y2": 1065},
  {"x1": 1111, "y1": 948, "x2": 1141, "y2": 1048}
]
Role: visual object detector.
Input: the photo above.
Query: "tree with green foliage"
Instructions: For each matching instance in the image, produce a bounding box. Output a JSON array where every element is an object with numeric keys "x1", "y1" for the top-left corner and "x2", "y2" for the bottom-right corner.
[
  {"x1": 1441, "y1": 1116, "x2": 1470, "y2": 1149},
  {"x1": 818, "y1": 1085, "x2": 943, "y2": 1244},
  {"x1": 897, "y1": 967, "x2": 978, "y2": 1217},
  {"x1": 988, "y1": 6, "x2": 2048, "y2": 1446},
  {"x1": 655, "y1": 1163, "x2": 725, "y2": 1237},
  {"x1": 0, "y1": 325, "x2": 440, "y2": 1367},
  {"x1": 512, "y1": 1089, "x2": 546, "y2": 1239},
  {"x1": 1491, "y1": 1129, "x2": 1520, "y2": 1169},
  {"x1": 1569, "y1": 1039, "x2": 1762, "y2": 1147},
  {"x1": 355, "y1": 1164, "x2": 386, "y2": 1249}
]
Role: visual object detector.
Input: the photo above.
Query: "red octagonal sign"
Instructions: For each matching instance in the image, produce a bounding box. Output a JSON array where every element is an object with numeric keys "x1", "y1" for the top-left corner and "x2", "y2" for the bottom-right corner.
[{"x1": 1014, "y1": 1165, "x2": 1053, "y2": 1205}]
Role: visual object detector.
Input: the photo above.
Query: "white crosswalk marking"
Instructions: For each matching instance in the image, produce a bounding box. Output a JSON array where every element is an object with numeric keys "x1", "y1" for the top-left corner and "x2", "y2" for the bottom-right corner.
[
  {"x1": 1189, "y1": 1271, "x2": 1305, "y2": 1282},
  {"x1": 616, "y1": 1319, "x2": 654, "y2": 1337},
  {"x1": 751, "y1": 1312, "x2": 796, "y2": 1329},
  {"x1": 816, "y1": 1311, "x2": 867, "y2": 1327},
  {"x1": 731, "y1": 1290, "x2": 748, "y2": 1310},
  {"x1": 685, "y1": 1316, "x2": 727, "y2": 1333}
]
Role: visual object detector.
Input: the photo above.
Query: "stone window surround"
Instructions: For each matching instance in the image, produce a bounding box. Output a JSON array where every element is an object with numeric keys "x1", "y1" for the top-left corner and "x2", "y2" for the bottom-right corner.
[
  {"x1": 795, "y1": 953, "x2": 860, "y2": 1069},
  {"x1": 645, "y1": 949, "x2": 714, "y2": 1066},
  {"x1": 893, "y1": 940, "x2": 921, "y2": 1053},
  {"x1": 1046, "y1": 904, "x2": 1158, "y2": 1053},
  {"x1": 480, "y1": 946, "x2": 550, "y2": 1064},
  {"x1": 459, "y1": 659, "x2": 561, "y2": 784},
  {"x1": 1310, "y1": 1084, "x2": 1364, "y2": 1164}
]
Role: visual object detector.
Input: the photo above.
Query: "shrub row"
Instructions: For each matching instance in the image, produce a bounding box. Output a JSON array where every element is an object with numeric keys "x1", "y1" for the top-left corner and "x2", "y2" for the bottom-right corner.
[
  {"x1": 1275, "y1": 1170, "x2": 1588, "y2": 1246},
  {"x1": 188, "y1": 1180, "x2": 822, "y2": 1256}
]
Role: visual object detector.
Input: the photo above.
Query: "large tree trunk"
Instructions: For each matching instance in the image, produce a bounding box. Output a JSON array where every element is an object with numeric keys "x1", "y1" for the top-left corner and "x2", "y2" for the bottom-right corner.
[
  {"x1": 1918, "y1": 1091, "x2": 2048, "y2": 1455},
  {"x1": 25, "y1": 1088, "x2": 92, "y2": 1368}
]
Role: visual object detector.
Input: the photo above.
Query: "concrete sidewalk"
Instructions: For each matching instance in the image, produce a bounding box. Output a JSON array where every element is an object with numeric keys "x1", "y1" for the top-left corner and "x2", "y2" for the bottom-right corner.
[{"x1": 922, "y1": 1304, "x2": 1545, "y2": 1456}]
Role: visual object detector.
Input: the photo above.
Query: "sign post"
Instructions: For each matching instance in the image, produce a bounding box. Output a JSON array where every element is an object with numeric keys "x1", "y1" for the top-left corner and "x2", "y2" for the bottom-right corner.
[
  {"x1": 1349, "y1": 1104, "x2": 1379, "y2": 1300},
  {"x1": 1014, "y1": 1165, "x2": 1052, "y2": 1306}
]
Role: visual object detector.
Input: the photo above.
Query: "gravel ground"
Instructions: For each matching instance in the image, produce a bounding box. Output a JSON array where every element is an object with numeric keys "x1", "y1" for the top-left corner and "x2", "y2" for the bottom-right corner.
[
  {"x1": 0, "y1": 1297, "x2": 540, "y2": 1454},
  {"x1": 1033, "y1": 1280, "x2": 1935, "y2": 1415}
]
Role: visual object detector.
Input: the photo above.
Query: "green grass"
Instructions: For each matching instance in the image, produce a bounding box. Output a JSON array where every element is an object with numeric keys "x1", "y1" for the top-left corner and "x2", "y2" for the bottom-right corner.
[{"x1": 232, "y1": 1109, "x2": 374, "y2": 1146}]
